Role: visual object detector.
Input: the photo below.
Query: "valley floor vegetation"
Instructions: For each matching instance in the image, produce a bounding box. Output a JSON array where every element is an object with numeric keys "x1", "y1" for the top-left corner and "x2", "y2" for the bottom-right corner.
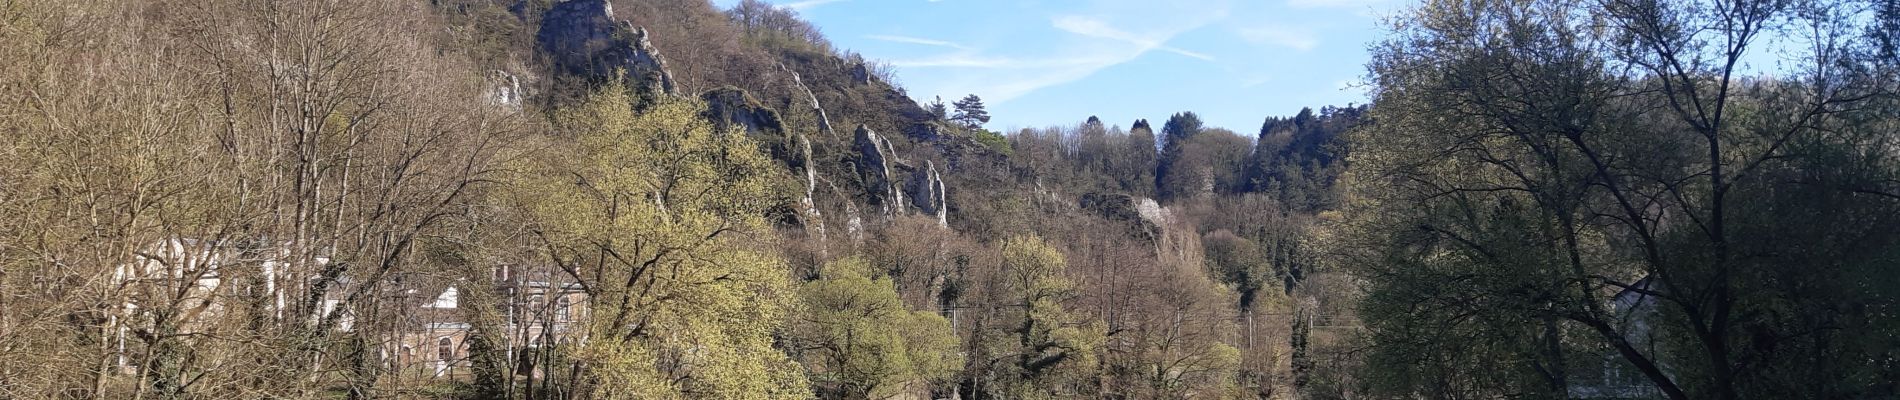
[{"x1": 1, "y1": 0, "x2": 1896, "y2": 399}]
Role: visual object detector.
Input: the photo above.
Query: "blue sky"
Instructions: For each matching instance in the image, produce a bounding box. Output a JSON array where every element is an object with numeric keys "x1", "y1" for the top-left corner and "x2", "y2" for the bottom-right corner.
[{"x1": 710, "y1": 0, "x2": 1403, "y2": 133}]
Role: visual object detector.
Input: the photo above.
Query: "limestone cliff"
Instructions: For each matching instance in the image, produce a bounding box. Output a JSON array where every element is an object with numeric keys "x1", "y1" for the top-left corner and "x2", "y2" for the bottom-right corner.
[
  {"x1": 909, "y1": 160, "x2": 948, "y2": 227},
  {"x1": 537, "y1": 0, "x2": 677, "y2": 94},
  {"x1": 700, "y1": 87, "x2": 784, "y2": 136},
  {"x1": 854, "y1": 124, "x2": 905, "y2": 216}
]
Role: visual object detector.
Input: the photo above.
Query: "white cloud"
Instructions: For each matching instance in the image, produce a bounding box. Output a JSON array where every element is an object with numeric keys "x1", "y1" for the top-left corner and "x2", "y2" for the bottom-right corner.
[
  {"x1": 1050, "y1": 15, "x2": 1215, "y2": 61},
  {"x1": 890, "y1": 55, "x2": 1016, "y2": 68},
  {"x1": 1238, "y1": 26, "x2": 1319, "y2": 51},
  {"x1": 893, "y1": 3, "x2": 1231, "y2": 104},
  {"x1": 1163, "y1": 47, "x2": 1217, "y2": 61},
  {"x1": 925, "y1": 15, "x2": 1215, "y2": 102},
  {"x1": 909, "y1": 54, "x2": 1128, "y2": 103},
  {"x1": 865, "y1": 34, "x2": 972, "y2": 50}
]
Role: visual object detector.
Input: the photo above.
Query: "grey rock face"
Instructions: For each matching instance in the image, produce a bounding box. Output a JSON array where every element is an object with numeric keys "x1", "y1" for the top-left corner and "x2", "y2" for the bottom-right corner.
[
  {"x1": 778, "y1": 62, "x2": 836, "y2": 137},
  {"x1": 793, "y1": 132, "x2": 827, "y2": 247},
  {"x1": 909, "y1": 121, "x2": 947, "y2": 142},
  {"x1": 1133, "y1": 197, "x2": 1170, "y2": 227},
  {"x1": 537, "y1": 0, "x2": 676, "y2": 94},
  {"x1": 1079, "y1": 192, "x2": 1166, "y2": 241},
  {"x1": 853, "y1": 125, "x2": 904, "y2": 216},
  {"x1": 909, "y1": 160, "x2": 948, "y2": 227},
  {"x1": 486, "y1": 70, "x2": 522, "y2": 109},
  {"x1": 699, "y1": 87, "x2": 783, "y2": 136},
  {"x1": 849, "y1": 61, "x2": 871, "y2": 85},
  {"x1": 625, "y1": 27, "x2": 678, "y2": 95}
]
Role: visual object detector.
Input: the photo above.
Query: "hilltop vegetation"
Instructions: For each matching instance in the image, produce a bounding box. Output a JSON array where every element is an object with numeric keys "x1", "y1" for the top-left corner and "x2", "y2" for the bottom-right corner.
[{"x1": 1, "y1": 0, "x2": 1896, "y2": 399}]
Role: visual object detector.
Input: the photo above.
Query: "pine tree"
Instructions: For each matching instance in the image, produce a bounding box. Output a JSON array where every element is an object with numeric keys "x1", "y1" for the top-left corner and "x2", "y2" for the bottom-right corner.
[
  {"x1": 1122, "y1": 119, "x2": 1159, "y2": 196},
  {"x1": 1156, "y1": 112, "x2": 1206, "y2": 200},
  {"x1": 927, "y1": 96, "x2": 949, "y2": 121},
  {"x1": 951, "y1": 94, "x2": 991, "y2": 129}
]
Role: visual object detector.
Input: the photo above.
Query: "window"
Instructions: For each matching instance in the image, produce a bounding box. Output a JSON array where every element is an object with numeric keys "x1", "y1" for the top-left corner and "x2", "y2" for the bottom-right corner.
[
  {"x1": 555, "y1": 296, "x2": 572, "y2": 322},
  {"x1": 437, "y1": 337, "x2": 454, "y2": 361}
]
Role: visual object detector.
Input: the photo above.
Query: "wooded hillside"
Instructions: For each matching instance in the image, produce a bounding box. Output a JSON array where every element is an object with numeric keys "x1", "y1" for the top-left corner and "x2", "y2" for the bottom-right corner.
[{"x1": 1, "y1": 0, "x2": 1895, "y2": 399}]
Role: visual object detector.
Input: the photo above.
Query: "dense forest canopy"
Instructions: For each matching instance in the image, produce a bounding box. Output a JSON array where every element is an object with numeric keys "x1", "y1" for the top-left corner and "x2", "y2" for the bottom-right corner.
[
  {"x1": 0, "y1": 0, "x2": 1894, "y2": 399},
  {"x1": 1339, "y1": 0, "x2": 1900, "y2": 398}
]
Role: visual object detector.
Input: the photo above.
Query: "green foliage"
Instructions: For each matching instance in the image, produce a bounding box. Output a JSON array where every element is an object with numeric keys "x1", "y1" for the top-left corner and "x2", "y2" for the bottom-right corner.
[
  {"x1": 978, "y1": 235, "x2": 1105, "y2": 399},
  {"x1": 1159, "y1": 112, "x2": 1204, "y2": 146},
  {"x1": 518, "y1": 85, "x2": 808, "y2": 399},
  {"x1": 927, "y1": 96, "x2": 949, "y2": 121},
  {"x1": 1122, "y1": 120, "x2": 1160, "y2": 197},
  {"x1": 1341, "y1": 0, "x2": 1900, "y2": 398},
  {"x1": 1202, "y1": 230, "x2": 1278, "y2": 310},
  {"x1": 1155, "y1": 111, "x2": 1207, "y2": 200},
  {"x1": 972, "y1": 127, "x2": 1013, "y2": 155},
  {"x1": 1245, "y1": 106, "x2": 1362, "y2": 212},
  {"x1": 0, "y1": 0, "x2": 1366, "y2": 398},
  {"x1": 464, "y1": 330, "x2": 510, "y2": 396},
  {"x1": 1156, "y1": 128, "x2": 1254, "y2": 200},
  {"x1": 952, "y1": 94, "x2": 992, "y2": 129},
  {"x1": 791, "y1": 257, "x2": 963, "y2": 399},
  {"x1": 26, "y1": 0, "x2": 1900, "y2": 398}
]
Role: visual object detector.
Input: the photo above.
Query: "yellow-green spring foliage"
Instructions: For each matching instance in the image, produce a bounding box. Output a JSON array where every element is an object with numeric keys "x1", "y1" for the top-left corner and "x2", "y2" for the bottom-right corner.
[
  {"x1": 994, "y1": 235, "x2": 1106, "y2": 399},
  {"x1": 517, "y1": 85, "x2": 807, "y2": 399},
  {"x1": 791, "y1": 257, "x2": 962, "y2": 400}
]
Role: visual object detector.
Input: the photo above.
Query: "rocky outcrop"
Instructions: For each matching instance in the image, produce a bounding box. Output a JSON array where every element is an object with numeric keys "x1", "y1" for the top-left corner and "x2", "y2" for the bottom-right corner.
[
  {"x1": 838, "y1": 183, "x2": 865, "y2": 243},
  {"x1": 1080, "y1": 193, "x2": 1167, "y2": 241},
  {"x1": 625, "y1": 28, "x2": 678, "y2": 94},
  {"x1": 793, "y1": 132, "x2": 827, "y2": 247},
  {"x1": 1134, "y1": 197, "x2": 1170, "y2": 227},
  {"x1": 909, "y1": 121, "x2": 948, "y2": 142},
  {"x1": 854, "y1": 125, "x2": 905, "y2": 216},
  {"x1": 849, "y1": 61, "x2": 871, "y2": 85},
  {"x1": 700, "y1": 87, "x2": 783, "y2": 136},
  {"x1": 485, "y1": 70, "x2": 522, "y2": 109},
  {"x1": 537, "y1": 0, "x2": 677, "y2": 94},
  {"x1": 909, "y1": 160, "x2": 948, "y2": 227},
  {"x1": 778, "y1": 62, "x2": 836, "y2": 137}
]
